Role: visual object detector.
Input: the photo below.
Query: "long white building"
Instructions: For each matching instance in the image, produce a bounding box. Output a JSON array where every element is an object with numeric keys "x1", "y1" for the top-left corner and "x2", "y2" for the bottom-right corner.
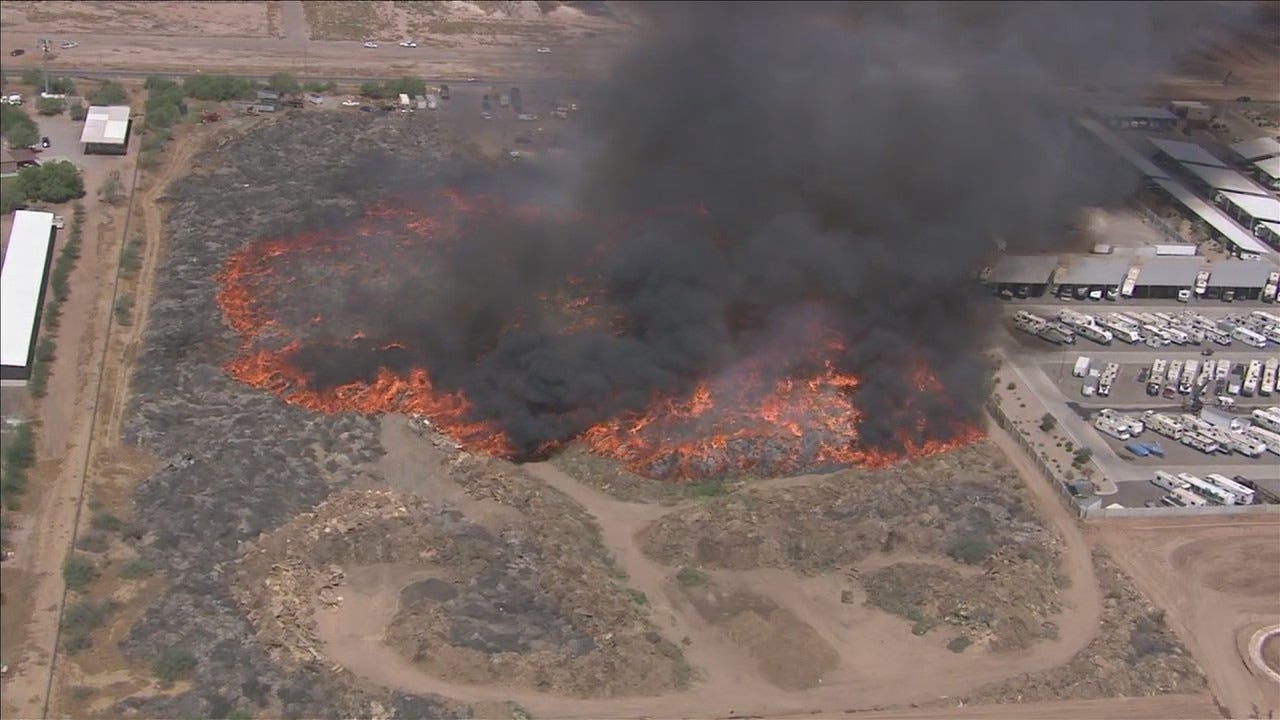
[{"x1": 1, "y1": 210, "x2": 57, "y2": 384}]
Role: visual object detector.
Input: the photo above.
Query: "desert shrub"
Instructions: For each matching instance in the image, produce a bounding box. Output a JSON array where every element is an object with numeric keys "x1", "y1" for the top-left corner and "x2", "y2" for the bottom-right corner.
[
  {"x1": 947, "y1": 635, "x2": 972, "y2": 653},
  {"x1": 152, "y1": 645, "x2": 198, "y2": 681},
  {"x1": 16, "y1": 160, "x2": 85, "y2": 203},
  {"x1": 90, "y1": 510, "x2": 124, "y2": 533},
  {"x1": 1039, "y1": 413, "x2": 1056, "y2": 432},
  {"x1": 62, "y1": 554, "x2": 98, "y2": 591},
  {"x1": 948, "y1": 534, "x2": 993, "y2": 565},
  {"x1": 61, "y1": 599, "x2": 116, "y2": 653},
  {"x1": 119, "y1": 559, "x2": 156, "y2": 579},
  {"x1": 676, "y1": 567, "x2": 709, "y2": 588},
  {"x1": 75, "y1": 532, "x2": 110, "y2": 554},
  {"x1": 626, "y1": 589, "x2": 648, "y2": 606}
]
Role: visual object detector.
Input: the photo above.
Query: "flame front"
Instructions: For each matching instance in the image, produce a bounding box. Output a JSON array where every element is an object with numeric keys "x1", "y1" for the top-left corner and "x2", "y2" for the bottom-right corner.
[{"x1": 214, "y1": 191, "x2": 981, "y2": 480}]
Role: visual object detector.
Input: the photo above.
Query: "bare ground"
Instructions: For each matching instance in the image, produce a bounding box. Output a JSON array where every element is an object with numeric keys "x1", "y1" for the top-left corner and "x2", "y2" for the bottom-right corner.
[
  {"x1": 1094, "y1": 517, "x2": 1280, "y2": 719},
  {"x1": 0, "y1": 1, "x2": 274, "y2": 38}
]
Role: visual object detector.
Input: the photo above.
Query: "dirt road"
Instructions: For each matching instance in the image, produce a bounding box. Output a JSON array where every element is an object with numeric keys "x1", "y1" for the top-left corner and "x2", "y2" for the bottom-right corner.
[
  {"x1": 1093, "y1": 516, "x2": 1280, "y2": 718},
  {"x1": 317, "y1": 425, "x2": 1110, "y2": 719},
  {"x1": 0, "y1": 158, "x2": 140, "y2": 720}
]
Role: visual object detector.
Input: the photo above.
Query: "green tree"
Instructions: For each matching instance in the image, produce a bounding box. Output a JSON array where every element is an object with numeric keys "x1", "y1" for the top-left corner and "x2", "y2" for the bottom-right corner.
[
  {"x1": 182, "y1": 74, "x2": 254, "y2": 101},
  {"x1": 359, "y1": 80, "x2": 388, "y2": 99},
  {"x1": 145, "y1": 75, "x2": 178, "y2": 92},
  {"x1": 21, "y1": 68, "x2": 43, "y2": 86},
  {"x1": 1039, "y1": 413, "x2": 1056, "y2": 432},
  {"x1": 48, "y1": 77, "x2": 76, "y2": 95},
  {"x1": 69, "y1": 103, "x2": 87, "y2": 121},
  {"x1": 36, "y1": 97, "x2": 65, "y2": 116},
  {"x1": 16, "y1": 161, "x2": 86, "y2": 203},
  {"x1": 88, "y1": 80, "x2": 129, "y2": 106},
  {"x1": 267, "y1": 72, "x2": 300, "y2": 94},
  {"x1": 384, "y1": 76, "x2": 427, "y2": 97},
  {"x1": 7, "y1": 122, "x2": 38, "y2": 148},
  {"x1": 1073, "y1": 447, "x2": 1093, "y2": 466},
  {"x1": 0, "y1": 183, "x2": 27, "y2": 214}
]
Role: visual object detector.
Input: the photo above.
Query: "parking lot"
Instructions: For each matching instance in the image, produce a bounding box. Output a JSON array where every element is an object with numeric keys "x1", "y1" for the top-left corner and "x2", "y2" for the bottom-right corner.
[{"x1": 997, "y1": 295, "x2": 1280, "y2": 506}]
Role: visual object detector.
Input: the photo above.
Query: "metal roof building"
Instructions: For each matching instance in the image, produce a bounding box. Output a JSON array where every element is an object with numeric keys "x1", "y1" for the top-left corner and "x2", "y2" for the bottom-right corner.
[
  {"x1": 1148, "y1": 138, "x2": 1227, "y2": 168},
  {"x1": 1090, "y1": 105, "x2": 1178, "y2": 129},
  {"x1": 1, "y1": 210, "x2": 57, "y2": 383},
  {"x1": 1230, "y1": 137, "x2": 1280, "y2": 162},
  {"x1": 986, "y1": 254, "x2": 1060, "y2": 286},
  {"x1": 1057, "y1": 256, "x2": 1132, "y2": 287},
  {"x1": 1134, "y1": 257, "x2": 1205, "y2": 287},
  {"x1": 1254, "y1": 155, "x2": 1280, "y2": 183},
  {"x1": 1150, "y1": 178, "x2": 1274, "y2": 258},
  {"x1": 80, "y1": 105, "x2": 132, "y2": 155},
  {"x1": 1077, "y1": 118, "x2": 1170, "y2": 179},
  {"x1": 1179, "y1": 162, "x2": 1271, "y2": 197},
  {"x1": 1207, "y1": 260, "x2": 1273, "y2": 290},
  {"x1": 1218, "y1": 191, "x2": 1280, "y2": 224}
]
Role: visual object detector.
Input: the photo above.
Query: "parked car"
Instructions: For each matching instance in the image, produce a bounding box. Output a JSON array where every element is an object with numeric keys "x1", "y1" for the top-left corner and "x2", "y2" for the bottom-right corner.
[
  {"x1": 465, "y1": 77, "x2": 478, "y2": 82},
  {"x1": 9, "y1": 49, "x2": 23, "y2": 57},
  {"x1": 536, "y1": 46, "x2": 551, "y2": 54},
  {"x1": 362, "y1": 41, "x2": 378, "y2": 49},
  {"x1": 59, "y1": 41, "x2": 79, "y2": 49},
  {"x1": 398, "y1": 40, "x2": 417, "y2": 48},
  {"x1": 358, "y1": 105, "x2": 374, "y2": 112},
  {"x1": 341, "y1": 99, "x2": 360, "y2": 107},
  {"x1": 40, "y1": 136, "x2": 50, "y2": 148}
]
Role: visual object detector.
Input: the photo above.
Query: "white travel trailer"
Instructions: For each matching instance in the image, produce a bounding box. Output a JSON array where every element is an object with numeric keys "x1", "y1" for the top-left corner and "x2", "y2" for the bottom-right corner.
[
  {"x1": 1151, "y1": 470, "x2": 1188, "y2": 492},
  {"x1": 1204, "y1": 473, "x2": 1256, "y2": 505},
  {"x1": 1178, "y1": 473, "x2": 1235, "y2": 505}
]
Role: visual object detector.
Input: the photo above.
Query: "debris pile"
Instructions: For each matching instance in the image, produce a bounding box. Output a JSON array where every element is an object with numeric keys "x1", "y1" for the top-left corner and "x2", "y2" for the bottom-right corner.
[
  {"x1": 636, "y1": 441, "x2": 1066, "y2": 649},
  {"x1": 964, "y1": 548, "x2": 1207, "y2": 704}
]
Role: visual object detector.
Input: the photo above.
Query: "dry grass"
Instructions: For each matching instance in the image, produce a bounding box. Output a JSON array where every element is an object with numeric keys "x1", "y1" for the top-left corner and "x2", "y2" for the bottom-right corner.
[
  {"x1": 2, "y1": 1, "x2": 272, "y2": 37},
  {"x1": 303, "y1": 0, "x2": 387, "y2": 41}
]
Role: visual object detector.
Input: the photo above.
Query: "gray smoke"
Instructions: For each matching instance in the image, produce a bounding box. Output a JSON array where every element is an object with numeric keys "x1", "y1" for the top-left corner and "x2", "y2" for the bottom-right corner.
[{"x1": 294, "y1": 1, "x2": 1257, "y2": 464}]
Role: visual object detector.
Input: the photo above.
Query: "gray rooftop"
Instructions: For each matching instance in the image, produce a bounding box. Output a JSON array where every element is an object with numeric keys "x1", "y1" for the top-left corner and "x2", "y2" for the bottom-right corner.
[
  {"x1": 1231, "y1": 136, "x2": 1280, "y2": 162},
  {"x1": 1206, "y1": 260, "x2": 1273, "y2": 288},
  {"x1": 1218, "y1": 191, "x2": 1280, "y2": 223},
  {"x1": 1254, "y1": 155, "x2": 1280, "y2": 181},
  {"x1": 987, "y1": 254, "x2": 1060, "y2": 285},
  {"x1": 1180, "y1": 162, "x2": 1272, "y2": 196},
  {"x1": 1092, "y1": 105, "x2": 1177, "y2": 121},
  {"x1": 1134, "y1": 257, "x2": 1205, "y2": 287},
  {"x1": 1058, "y1": 256, "x2": 1132, "y2": 286},
  {"x1": 1148, "y1": 138, "x2": 1227, "y2": 168}
]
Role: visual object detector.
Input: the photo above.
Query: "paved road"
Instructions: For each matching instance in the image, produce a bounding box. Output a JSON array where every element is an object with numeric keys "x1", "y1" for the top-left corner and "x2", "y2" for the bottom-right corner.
[{"x1": 0, "y1": 66, "x2": 574, "y2": 89}]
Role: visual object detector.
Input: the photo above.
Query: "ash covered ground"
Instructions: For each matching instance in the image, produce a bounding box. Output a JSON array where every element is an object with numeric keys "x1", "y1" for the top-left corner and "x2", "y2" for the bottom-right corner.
[{"x1": 118, "y1": 112, "x2": 482, "y2": 719}]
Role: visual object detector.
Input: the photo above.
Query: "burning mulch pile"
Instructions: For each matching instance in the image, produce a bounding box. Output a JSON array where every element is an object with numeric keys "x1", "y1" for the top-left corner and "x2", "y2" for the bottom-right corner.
[
  {"x1": 114, "y1": 111, "x2": 474, "y2": 719},
  {"x1": 961, "y1": 548, "x2": 1206, "y2": 705},
  {"x1": 636, "y1": 441, "x2": 1069, "y2": 650}
]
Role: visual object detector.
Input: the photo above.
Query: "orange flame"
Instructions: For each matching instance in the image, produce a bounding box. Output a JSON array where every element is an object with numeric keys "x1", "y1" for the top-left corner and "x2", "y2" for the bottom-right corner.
[{"x1": 214, "y1": 191, "x2": 981, "y2": 480}]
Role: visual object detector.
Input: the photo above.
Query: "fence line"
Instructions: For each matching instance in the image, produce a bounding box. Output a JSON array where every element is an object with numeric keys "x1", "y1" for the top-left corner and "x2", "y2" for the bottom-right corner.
[
  {"x1": 989, "y1": 399, "x2": 1280, "y2": 522},
  {"x1": 986, "y1": 400, "x2": 1084, "y2": 518},
  {"x1": 1132, "y1": 199, "x2": 1191, "y2": 245},
  {"x1": 1082, "y1": 503, "x2": 1280, "y2": 520}
]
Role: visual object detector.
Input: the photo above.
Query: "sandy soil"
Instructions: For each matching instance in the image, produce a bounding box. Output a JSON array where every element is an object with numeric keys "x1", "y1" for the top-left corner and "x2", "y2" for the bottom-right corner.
[
  {"x1": 315, "y1": 411, "x2": 1111, "y2": 719},
  {"x1": 0, "y1": 1, "x2": 275, "y2": 38},
  {"x1": 1093, "y1": 517, "x2": 1280, "y2": 719},
  {"x1": 822, "y1": 694, "x2": 1222, "y2": 719},
  {"x1": 0, "y1": 148, "x2": 141, "y2": 718},
  {"x1": 0, "y1": 123, "x2": 208, "y2": 718}
]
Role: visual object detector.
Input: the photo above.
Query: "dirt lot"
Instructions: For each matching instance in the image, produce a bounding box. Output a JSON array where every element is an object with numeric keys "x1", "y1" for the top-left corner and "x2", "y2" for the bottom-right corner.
[
  {"x1": 1094, "y1": 517, "x2": 1280, "y2": 719},
  {"x1": 0, "y1": 1, "x2": 275, "y2": 37}
]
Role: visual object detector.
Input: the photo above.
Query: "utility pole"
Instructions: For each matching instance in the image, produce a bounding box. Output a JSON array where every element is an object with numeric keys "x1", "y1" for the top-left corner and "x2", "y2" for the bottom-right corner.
[{"x1": 40, "y1": 38, "x2": 49, "y2": 95}]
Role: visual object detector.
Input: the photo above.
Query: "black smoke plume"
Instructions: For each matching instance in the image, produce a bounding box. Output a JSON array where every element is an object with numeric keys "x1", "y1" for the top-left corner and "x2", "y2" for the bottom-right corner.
[{"x1": 293, "y1": 1, "x2": 1256, "y2": 460}]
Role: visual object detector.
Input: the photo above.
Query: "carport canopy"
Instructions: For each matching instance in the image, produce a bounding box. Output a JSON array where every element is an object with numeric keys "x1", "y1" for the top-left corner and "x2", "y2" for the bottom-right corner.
[
  {"x1": 1134, "y1": 257, "x2": 1205, "y2": 287},
  {"x1": 1057, "y1": 257, "x2": 1131, "y2": 286},
  {"x1": 987, "y1": 254, "x2": 1060, "y2": 285},
  {"x1": 1206, "y1": 260, "x2": 1273, "y2": 289}
]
